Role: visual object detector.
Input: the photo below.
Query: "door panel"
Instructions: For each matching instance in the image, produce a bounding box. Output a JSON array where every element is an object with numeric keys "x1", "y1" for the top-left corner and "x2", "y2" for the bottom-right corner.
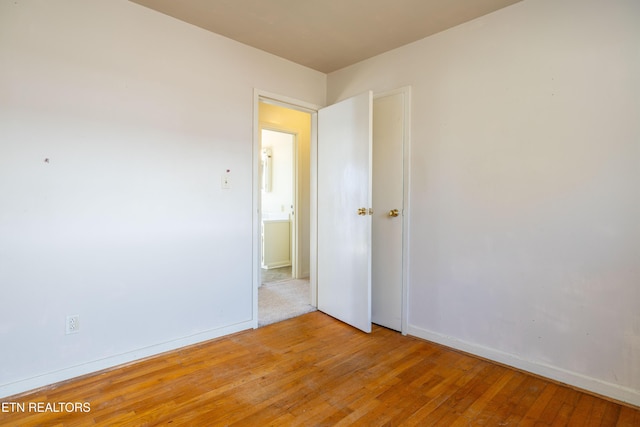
[
  {"x1": 372, "y1": 93, "x2": 404, "y2": 331},
  {"x1": 317, "y1": 91, "x2": 372, "y2": 333}
]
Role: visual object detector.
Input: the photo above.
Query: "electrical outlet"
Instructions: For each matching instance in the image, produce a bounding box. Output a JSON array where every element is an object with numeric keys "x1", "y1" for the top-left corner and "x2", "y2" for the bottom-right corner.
[{"x1": 66, "y1": 314, "x2": 80, "y2": 335}]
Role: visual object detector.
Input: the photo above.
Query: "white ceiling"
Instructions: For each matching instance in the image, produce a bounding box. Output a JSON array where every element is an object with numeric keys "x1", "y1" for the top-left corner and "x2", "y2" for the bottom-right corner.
[{"x1": 130, "y1": 0, "x2": 523, "y2": 73}]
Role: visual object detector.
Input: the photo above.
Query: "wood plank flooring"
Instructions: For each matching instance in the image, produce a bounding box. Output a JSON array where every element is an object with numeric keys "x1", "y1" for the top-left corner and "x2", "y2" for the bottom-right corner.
[{"x1": 1, "y1": 312, "x2": 638, "y2": 426}]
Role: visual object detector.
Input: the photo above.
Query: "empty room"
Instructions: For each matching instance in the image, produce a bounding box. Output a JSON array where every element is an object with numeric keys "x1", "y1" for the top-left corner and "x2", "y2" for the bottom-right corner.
[{"x1": 1, "y1": 0, "x2": 638, "y2": 425}]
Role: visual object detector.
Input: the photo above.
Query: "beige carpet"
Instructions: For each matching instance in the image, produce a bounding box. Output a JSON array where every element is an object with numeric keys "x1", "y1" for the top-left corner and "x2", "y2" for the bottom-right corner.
[
  {"x1": 258, "y1": 279, "x2": 316, "y2": 327},
  {"x1": 261, "y1": 266, "x2": 291, "y2": 284}
]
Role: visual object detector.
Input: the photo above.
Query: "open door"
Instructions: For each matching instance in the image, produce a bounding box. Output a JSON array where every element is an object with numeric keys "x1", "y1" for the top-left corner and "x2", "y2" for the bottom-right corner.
[{"x1": 317, "y1": 91, "x2": 373, "y2": 333}]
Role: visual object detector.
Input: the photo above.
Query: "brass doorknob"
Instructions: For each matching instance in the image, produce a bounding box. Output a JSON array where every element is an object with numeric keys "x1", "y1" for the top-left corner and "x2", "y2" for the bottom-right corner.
[
  {"x1": 358, "y1": 207, "x2": 367, "y2": 216},
  {"x1": 388, "y1": 209, "x2": 399, "y2": 217}
]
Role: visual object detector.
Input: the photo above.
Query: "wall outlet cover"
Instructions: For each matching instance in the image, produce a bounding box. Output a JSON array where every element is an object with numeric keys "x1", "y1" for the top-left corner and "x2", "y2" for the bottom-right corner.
[{"x1": 66, "y1": 314, "x2": 80, "y2": 334}]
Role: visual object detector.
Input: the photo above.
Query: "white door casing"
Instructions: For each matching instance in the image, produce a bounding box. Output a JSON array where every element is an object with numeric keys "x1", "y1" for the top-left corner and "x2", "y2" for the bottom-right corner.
[{"x1": 317, "y1": 91, "x2": 373, "y2": 333}]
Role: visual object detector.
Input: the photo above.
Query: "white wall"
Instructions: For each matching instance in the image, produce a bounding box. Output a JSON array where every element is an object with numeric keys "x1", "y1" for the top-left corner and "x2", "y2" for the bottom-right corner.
[
  {"x1": 0, "y1": 0, "x2": 325, "y2": 397},
  {"x1": 328, "y1": 0, "x2": 640, "y2": 405}
]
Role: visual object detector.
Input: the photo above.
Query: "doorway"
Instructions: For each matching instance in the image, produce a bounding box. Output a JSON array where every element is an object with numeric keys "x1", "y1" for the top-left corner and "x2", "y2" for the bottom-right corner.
[
  {"x1": 252, "y1": 88, "x2": 410, "y2": 333},
  {"x1": 260, "y1": 129, "x2": 295, "y2": 278},
  {"x1": 257, "y1": 99, "x2": 314, "y2": 326}
]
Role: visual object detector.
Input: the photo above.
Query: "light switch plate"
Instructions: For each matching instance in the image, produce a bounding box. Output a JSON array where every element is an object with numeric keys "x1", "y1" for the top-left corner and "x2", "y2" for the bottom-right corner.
[{"x1": 221, "y1": 170, "x2": 231, "y2": 189}]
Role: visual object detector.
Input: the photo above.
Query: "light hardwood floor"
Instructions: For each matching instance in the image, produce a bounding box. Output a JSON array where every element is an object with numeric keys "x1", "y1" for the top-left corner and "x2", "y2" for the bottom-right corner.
[{"x1": 1, "y1": 312, "x2": 638, "y2": 426}]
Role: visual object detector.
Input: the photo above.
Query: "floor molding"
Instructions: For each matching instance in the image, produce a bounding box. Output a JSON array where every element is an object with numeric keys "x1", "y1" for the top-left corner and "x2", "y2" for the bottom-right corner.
[
  {"x1": 407, "y1": 324, "x2": 640, "y2": 408},
  {"x1": 0, "y1": 320, "x2": 254, "y2": 399}
]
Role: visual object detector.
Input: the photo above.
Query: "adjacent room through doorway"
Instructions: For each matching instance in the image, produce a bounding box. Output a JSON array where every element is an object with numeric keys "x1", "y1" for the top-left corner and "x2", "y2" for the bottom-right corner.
[{"x1": 258, "y1": 102, "x2": 314, "y2": 326}]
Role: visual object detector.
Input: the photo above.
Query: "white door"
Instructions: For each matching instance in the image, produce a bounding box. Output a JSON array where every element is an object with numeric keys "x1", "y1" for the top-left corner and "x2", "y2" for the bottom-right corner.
[
  {"x1": 317, "y1": 91, "x2": 373, "y2": 333},
  {"x1": 372, "y1": 92, "x2": 405, "y2": 331}
]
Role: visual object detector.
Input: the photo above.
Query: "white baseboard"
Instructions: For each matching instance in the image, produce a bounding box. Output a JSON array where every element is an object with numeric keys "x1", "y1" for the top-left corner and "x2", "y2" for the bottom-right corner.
[
  {"x1": 0, "y1": 320, "x2": 254, "y2": 399},
  {"x1": 407, "y1": 324, "x2": 640, "y2": 408},
  {"x1": 262, "y1": 261, "x2": 292, "y2": 269}
]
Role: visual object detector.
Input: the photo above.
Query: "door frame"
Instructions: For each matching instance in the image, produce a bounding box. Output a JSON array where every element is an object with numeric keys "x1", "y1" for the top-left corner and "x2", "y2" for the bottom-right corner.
[
  {"x1": 252, "y1": 87, "x2": 411, "y2": 334},
  {"x1": 253, "y1": 90, "x2": 320, "y2": 328}
]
